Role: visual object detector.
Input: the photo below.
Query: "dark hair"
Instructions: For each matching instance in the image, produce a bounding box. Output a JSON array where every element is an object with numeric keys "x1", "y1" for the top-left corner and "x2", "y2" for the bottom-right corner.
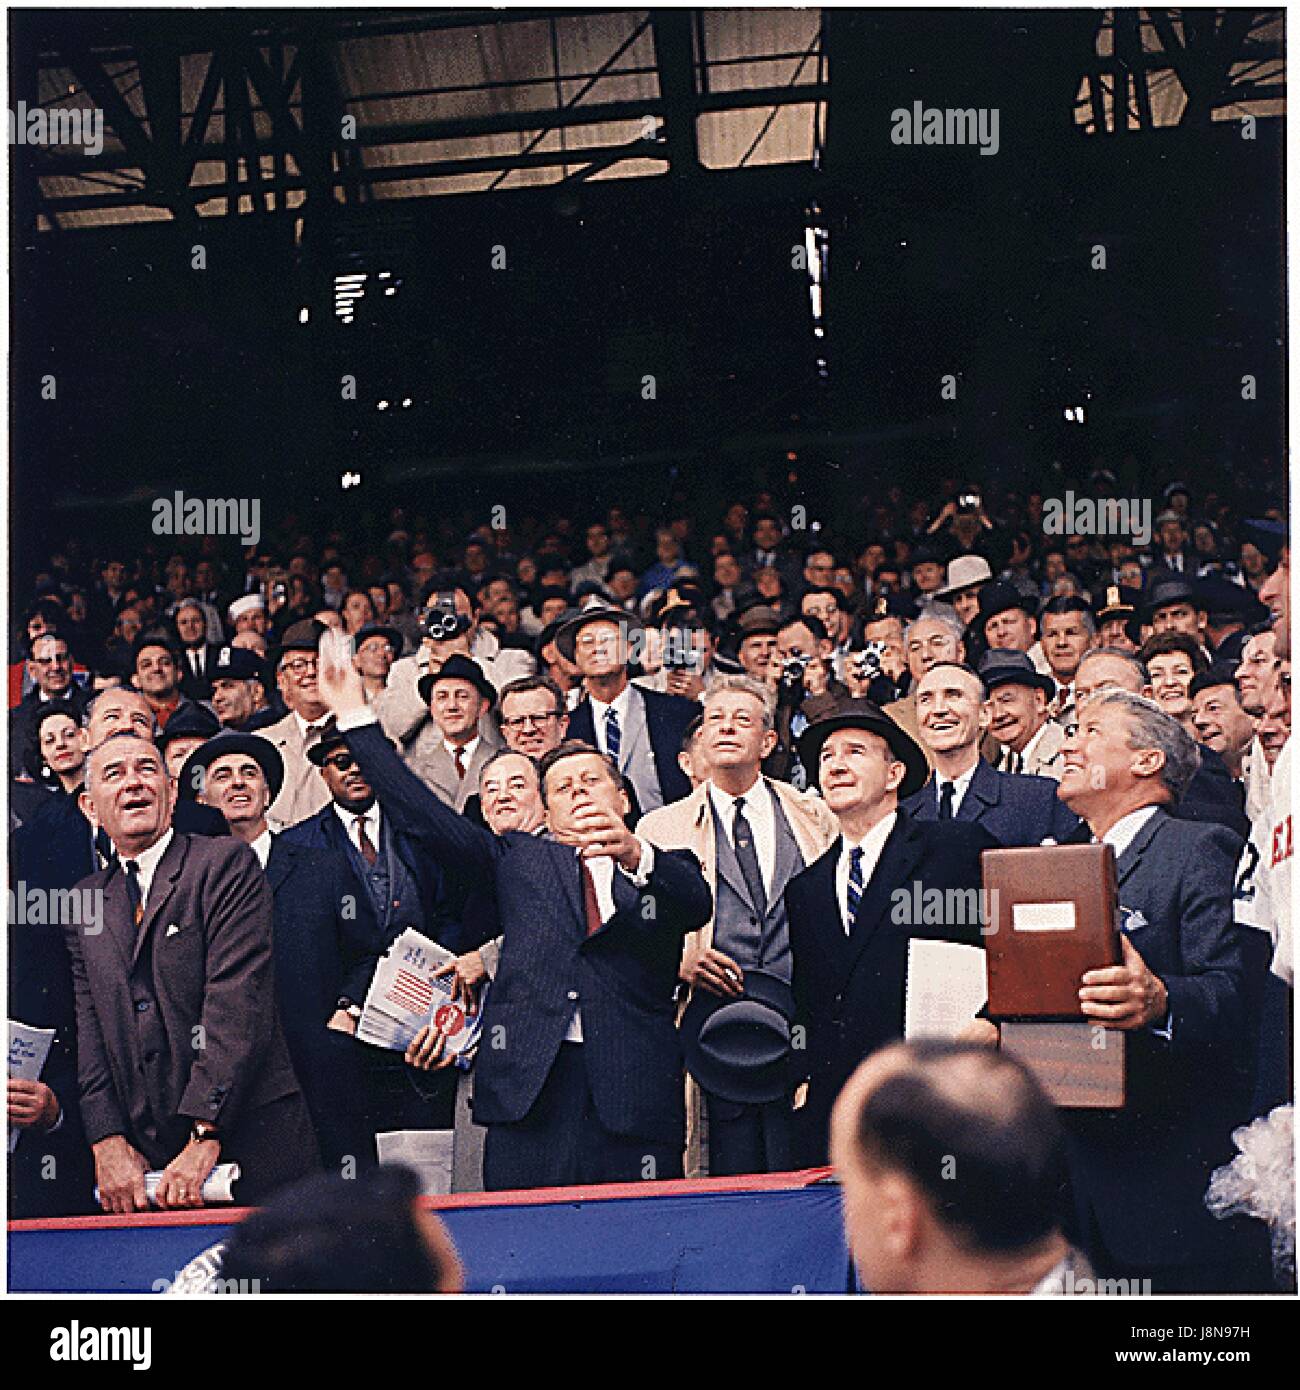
[
  {"x1": 1189, "y1": 663, "x2": 1242, "y2": 700},
  {"x1": 536, "y1": 738, "x2": 627, "y2": 805},
  {"x1": 801, "y1": 584, "x2": 850, "y2": 613},
  {"x1": 851, "y1": 1042, "x2": 1067, "y2": 1253},
  {"x1": 1138, "y1": 630, "x2": 1209, "y2": 675},
  {"x1": 24, "y1": 698, "x2": 84, "y2": 783},
  {"x1": 780, "y1": 612, "x2": 829, "y2": 644},
  {"x1": 498, "y1": 674, "x2": 566, "y2": 719},
  {"x1": 219, "y1": 1166, "x2": 455, "y2": 1294}
]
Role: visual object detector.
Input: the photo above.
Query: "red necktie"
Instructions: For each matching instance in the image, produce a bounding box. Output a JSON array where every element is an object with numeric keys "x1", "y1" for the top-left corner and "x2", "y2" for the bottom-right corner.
[
  {"x1": 581, "y1": 861, "x2": 603, "y2": 937},
  {"x1": 454, "y1": 747, "x2": 467, "y2": 780},
  {"x1": 355, "y1": 816, "x2": 378, "y2": 867}
]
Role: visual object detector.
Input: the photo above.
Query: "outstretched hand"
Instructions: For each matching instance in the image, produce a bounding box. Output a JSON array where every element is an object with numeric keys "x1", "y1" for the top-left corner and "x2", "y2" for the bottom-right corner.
[{"x1": 316, "y1": 628, "x2": 368, "y2": 717}]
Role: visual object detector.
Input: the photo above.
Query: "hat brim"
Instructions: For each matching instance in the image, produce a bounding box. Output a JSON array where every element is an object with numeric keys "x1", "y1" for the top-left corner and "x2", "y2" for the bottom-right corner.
[
  {"x1": 798, "y1": 709, "x2": 931, "y2": 800},
  {"x1": 982, "y1": 669, "x2": 1057, "y2": 700},
  {"x1": 554, "y1": 608, "x2": 644, "y2": 664},
  {"x1": 178, "y1": 734, "x2": 285, "y2": 802},
  {"x1": 416, "y1": 671, "x2": 498, "y2": 708},
  {"x1": 680, "y1": 977, "x2": 798, "y2": 1106}
]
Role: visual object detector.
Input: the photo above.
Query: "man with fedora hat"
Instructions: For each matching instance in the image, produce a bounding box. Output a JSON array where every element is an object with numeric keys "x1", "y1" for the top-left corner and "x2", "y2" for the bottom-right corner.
[
  {"x1": 972, "y1": 580, "x2": 1051, "y2": 677},
  {"x1": 181, "y1": 731, "x2": 378, "y2": 1170},
  {"x1": 258, "y1": 619, "x2": 336, "y2": 831},
  {"x1": 409, "y1": 654, "x2": 503, "y2": 813},
  {"x1": 638, "y1": 674, "x2": 839, "y2": 1176},
  {"x1": 1093, "y1": 585, "x2": 1142, "y2": 654},
  {"x1": 980, "y1": 650, "x2": 1065, "y2": 779},
  {"x1": 731, "y1": 604, "x2": 783, "y2": 687},
  {"x1": 784, "y1": 700, "x2": 996, "y2": 1165},
  {"x1": 932, "y1": 555, "x2": 993, "y2": 629},
  {"x1": 562, "y1": 606, "x2": 698, "y2": 813},
  {"x1": 208, "y1": 643, "x2": 278, "y2": 732},
  {"x1": 1142, "y1": 575, "x2": 1210, "y2": 650}
]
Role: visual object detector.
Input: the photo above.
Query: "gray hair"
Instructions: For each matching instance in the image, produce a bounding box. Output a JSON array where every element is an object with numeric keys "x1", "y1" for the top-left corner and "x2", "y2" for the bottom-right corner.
[
  {"x1": 701, "y1": 673, "x2": 776, "y2": 730},
  {"x1": 1077, "y1": 646, "x2": 1148, "y2": 692},
  {"x1": 1092, "y1": 688, "x2": 1201, "y2": 802},
  {"x1": 905, "y1": 606, "x2": 964, "y2": 647},
  {"x1": 83, "y1": 687, "x2": 158, "y2": 736}
]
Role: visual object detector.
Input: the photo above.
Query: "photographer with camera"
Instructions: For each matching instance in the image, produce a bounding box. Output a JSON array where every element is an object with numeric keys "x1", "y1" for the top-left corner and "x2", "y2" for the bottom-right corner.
[
  {"x1": 764, "y1": 614, "x2": 847, "y2": 787},
  {"x1": 374, "y1": 581, "x2": 534, "y2": 792}
]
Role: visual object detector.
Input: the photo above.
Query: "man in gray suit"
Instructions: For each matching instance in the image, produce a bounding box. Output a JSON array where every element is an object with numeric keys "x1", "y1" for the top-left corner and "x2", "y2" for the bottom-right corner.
[
  {"x1": 407, "y1": 655, "x2": 503, "y2": 811},
  {"x1": 67, "y1": 731, "x2": 318, "y2": 1213},
  {"x1": 258, "y1": 619, "x2": 335, "y2": 831}
]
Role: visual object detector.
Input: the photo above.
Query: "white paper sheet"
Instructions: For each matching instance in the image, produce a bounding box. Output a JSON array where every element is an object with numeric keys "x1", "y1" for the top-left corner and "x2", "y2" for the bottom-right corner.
[
  {"x1": 904, "y1": 939, "x2": 988, "y2": 1040},
  {"x1": 376, "y1": 1129, "x2": 454, "y2": 1196},
  {"x1": 8, "y1": 1019, "x2": 56, "y2": 1153}
]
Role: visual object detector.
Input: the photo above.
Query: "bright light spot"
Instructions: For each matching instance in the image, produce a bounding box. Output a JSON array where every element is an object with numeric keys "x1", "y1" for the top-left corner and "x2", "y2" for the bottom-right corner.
[{"x1": 299, "y1": 307, "x2": 310, "y2": 324}]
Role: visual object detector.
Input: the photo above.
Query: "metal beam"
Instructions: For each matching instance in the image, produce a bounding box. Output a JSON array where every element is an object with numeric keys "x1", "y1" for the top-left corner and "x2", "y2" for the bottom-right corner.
[{"x1": 650, "y1": 9, "x2": 700, "y2": 177}]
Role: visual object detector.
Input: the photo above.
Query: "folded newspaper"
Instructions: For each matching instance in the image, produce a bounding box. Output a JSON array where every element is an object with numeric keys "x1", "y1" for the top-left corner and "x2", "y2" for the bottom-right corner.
[
  {"x1": 9, "y1": 1019, "x2": 57, "y2": 1155},
  {"x1": 95, "y1": 1162, "x2": 242, "y2": 1208},
  {"x1": 358, "y1": 927, "x2": 486, "y2": 1067}
]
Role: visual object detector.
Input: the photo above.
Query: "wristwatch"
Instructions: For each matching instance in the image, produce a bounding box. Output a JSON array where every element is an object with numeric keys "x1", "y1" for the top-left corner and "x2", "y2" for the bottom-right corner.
[
  {"x1": 191, "y1": 1121, "x2": 221, "y2": 1144},
  {"x1": 337, "y1": 996, "x2": 363, "y2": 1020}
]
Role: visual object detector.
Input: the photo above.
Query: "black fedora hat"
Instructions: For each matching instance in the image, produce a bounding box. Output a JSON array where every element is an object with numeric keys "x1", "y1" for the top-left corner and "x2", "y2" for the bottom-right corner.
[
  {"x1": 353, "y1": 623, "x2": 404, "y2": 656},
  {"x1": 1141, "y1": 575, "x2": 1206, "y2": 624},
  {"x1": 416, "y1": 654, "x2": 497, "y2": 709},
  {"x1": 977, "y1": 649, "x2": 1056, "y2": 700},
  {"x1": 797, "y1": 697, "x2": 930, "y2": 800},
  {"x1": 973, "y1": 579, "x2": 1036, "y2": 634},
  {"x1": 305, "y1": 722, "x2": 352, "y2": 768},
  {"x1": 680, "y1": 970, "x2": 799, "y2": 1106},
  {"x1": 178, "y1": 730, "x2": 285, "y2": 802},
  {"x1": 554, "y1": 605, "x2": 643, "y2": 664},
  {"x1": 155, "y1": 702, "x2": 221, "y2": 749}
]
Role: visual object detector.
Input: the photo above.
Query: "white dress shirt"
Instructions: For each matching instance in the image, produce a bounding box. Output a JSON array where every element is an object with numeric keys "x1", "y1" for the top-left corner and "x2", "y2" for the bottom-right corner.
[
  {"x1": 293, "y1": 710, "x2": 331, "y2": 745},
  {"x1": 250, "y1": 828, "x2": 274, "y2": 869},
  {"x1": 565, "y1": 840, "x2": 655, "y2": 1041},
  {"x1": 587, "y1": 684, "x2": 634, "y2": 758},
  {"x1": 707, "y1": 778, "x2": 776, "y2": 899},
  {"x1": 835, "y1": 812, "x2": 897, "y2": 932},
  {"x1": 934, "y1": 763, "x2": 979, "y2": 817},
  {"x1": 121, "y1": 827, "x2": 175, "y2": 907},
  {"x1": 1101, "y1": 804, "x2": 1160, "y2": 859},
  {"x1": 334, "y1": 801, "x2": 382, "y2": 858}
]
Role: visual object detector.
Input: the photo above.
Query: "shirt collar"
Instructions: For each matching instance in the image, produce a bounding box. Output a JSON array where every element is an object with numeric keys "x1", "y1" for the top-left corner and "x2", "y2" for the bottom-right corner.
[
  {"x1": 936, "y1": 761, "x2": 979, "y2": 797},
  {"x1": 443, "y1": 735, "x2": 480, "y2": 761},
  {"x1": 250, "y1": 828, "x2": 274, "y2": 869},
  {"x1": 589, "y1": 683, "x2": 633, "y2": 722},
  {"x1": 125, "y1": 826, "x2": 174, "y2": 878},
  {"x1": 1101, "y1": 804, "x2": 1161, "y2": 859},
  {"x1": 842, "y1": 810, "x2": 898, "y2": 859},
  {"x1": 333, "y1": 800, "x2": 381, "y2": 837},
  {"x1": 706, "y1": 775, "x2": 766, "y2": 823}
]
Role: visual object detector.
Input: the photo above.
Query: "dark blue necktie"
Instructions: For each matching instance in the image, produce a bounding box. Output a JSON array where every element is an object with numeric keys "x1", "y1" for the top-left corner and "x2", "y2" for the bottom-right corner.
[
  {"x1": 846, "y1": 846, "x2": 864, "y2": 929},
  {"x1": 937, "y1": 782, "x2": 955, "y2": 821},
  {"x1": 604, "y1": 706, "x2": 622, "y2": 761}
]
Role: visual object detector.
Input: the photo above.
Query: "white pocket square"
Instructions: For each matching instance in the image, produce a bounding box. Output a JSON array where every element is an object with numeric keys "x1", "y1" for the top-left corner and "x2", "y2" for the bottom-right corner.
[{"x1": 165, "y1": 923, "x2": 182, "y2": 938}]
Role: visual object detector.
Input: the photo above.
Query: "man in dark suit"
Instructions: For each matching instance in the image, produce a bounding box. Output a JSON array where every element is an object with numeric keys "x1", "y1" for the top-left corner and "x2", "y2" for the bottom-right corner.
[
  {"x1": 10, "y1": 688, "x2": 227, "y2": 897},
  {"x1": 174, "y1": 598, "x2": 223, "y2": 702},
  {"x1": 182, "y1": 730, "x2": 379, "y2": 1170},
  {"x1": 66, "y1": 730, "x2": 318, "y2": 1212},
  {"x1": 785, "y1": 700, "x2": 998, "y2": 1167},
  {"x1": 903, "y1": 662, "x2": 1080, "y2": 844},
  {"x1": 8, "y1": 631, "x2": 89, "y2": 775},
  {"x1": 281, "y1": 726, "x2": 469, "y2": 1139},
  {"x1": 312, "y1": 640, "x2": 712, "y2": 1190},
  {"x1": 559, "y1": 606, "x2": 698, "y2": 813},
  {"x1": 1045, "y1": 689, "x2": 1268, "y2": 1292}
]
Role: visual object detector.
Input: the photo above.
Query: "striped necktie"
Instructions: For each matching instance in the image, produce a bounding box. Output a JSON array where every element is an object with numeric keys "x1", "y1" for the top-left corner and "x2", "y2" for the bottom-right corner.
[
  {"x1": 123, "y1": 860, "x2": 144, "y2": 929},
  {"x1": 845, "y1": 846, "x2": 864, "y2": 931},
  {"x1": 604, "y1": 705, "x2": 622, "y2": 761}
]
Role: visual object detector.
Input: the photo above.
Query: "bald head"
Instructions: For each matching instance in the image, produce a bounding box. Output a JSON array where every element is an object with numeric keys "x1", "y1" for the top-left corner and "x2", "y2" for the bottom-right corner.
[{"x1": 86, "y1": 687, "x2": 157, "y2": 747}]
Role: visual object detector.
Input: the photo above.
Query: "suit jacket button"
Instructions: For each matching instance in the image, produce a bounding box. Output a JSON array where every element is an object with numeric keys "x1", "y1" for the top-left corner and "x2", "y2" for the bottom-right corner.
[{"x1": 135, "y1": 1000, "x2": 151, "y2": 1013}]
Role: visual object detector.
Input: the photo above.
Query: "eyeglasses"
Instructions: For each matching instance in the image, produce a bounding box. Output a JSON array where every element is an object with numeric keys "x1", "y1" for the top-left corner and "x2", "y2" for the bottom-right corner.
[
  {"x1": 281, "y1": 656, "x2": 318, "y2": 675},
  {"x1": 500, "y1": 712, "x2": 561, "y2": 731},
  {"x1": 322, "y1": 752, "x2": 357, "y2": 772}
]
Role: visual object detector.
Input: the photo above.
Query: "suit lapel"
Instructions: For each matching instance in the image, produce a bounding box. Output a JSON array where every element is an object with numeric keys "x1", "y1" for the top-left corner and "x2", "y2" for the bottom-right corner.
[
  {"x1": 265, "y1": 835, "x2": 293, "y2": 891},
  {"x1": 767, "y1": 784, "x2": 802, "y2": 908},
  {"x1": 802, "y1": 838, "x2": 849, "y2": 975},
  {"x1": 133, "y1": 834, "x2": 189, "y2": 968},
  {"x1": 957, "y1": 759, "x2": 999, "y2": 824},
  {"x1": 845, "y1": 815, "x2": 925, "y2": 971},
  {"x1": 1116, "y1": 807, "x2": 1166, "y2": 887},
  {"x1": 98, "y1": 868, "x2": 136, "y2": 970}
]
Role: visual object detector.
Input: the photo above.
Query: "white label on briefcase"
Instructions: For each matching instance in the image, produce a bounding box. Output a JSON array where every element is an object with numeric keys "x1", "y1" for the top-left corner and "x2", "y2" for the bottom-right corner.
[{"x1": 1011, "y1": 901, "x2": 1077, "y2": 932}]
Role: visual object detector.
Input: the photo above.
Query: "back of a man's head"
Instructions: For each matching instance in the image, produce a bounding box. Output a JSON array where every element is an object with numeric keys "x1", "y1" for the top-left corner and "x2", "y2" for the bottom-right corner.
[
  {"x1": 834, "y1": 1041, "x2": 1068, "y2": 1283},
  {"x1": 219, "y1": 1166, "x2": 461, "y2": 1294}
]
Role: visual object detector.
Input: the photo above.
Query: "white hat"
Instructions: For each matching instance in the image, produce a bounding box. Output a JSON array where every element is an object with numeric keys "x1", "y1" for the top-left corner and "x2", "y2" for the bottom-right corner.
[
  {"x1": 227, "y1": 593, "x2": 267, "y2": 623},
  {"x1": 933, "y1": 554, "x2": 993, "y2": 599}
]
